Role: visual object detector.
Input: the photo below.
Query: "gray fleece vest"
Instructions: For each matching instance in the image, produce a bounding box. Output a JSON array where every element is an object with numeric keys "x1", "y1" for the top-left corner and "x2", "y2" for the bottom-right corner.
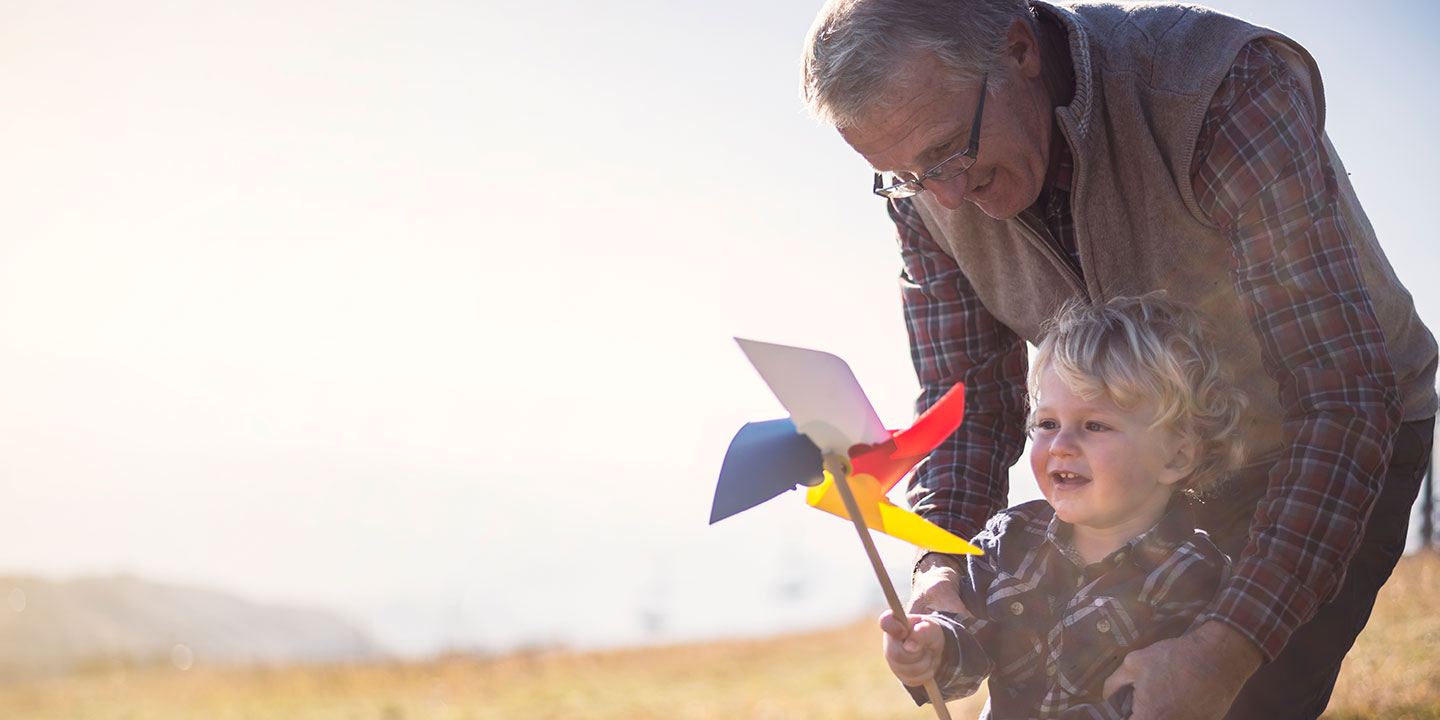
[{"x1": 912, "y1": 1, "x2": 1437, "y2": 458}]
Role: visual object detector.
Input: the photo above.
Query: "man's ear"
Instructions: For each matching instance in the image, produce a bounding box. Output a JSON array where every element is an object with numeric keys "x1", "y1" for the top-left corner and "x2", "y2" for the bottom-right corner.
[
  {"x1": 1160, "y1": 435, "x2": 1199, "y2": 487},
  {"x1": 1005, "y1": 17, "x2": 1043, "y2": 79}
]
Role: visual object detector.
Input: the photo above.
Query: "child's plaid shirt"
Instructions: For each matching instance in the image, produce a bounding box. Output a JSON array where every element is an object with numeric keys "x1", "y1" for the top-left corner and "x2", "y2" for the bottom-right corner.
[{"x1": 906, "y1": 498, "x2": 1227, "y2": 719}]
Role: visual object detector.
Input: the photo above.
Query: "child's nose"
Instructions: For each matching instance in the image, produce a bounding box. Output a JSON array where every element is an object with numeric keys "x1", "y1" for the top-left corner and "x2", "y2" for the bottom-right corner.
[{"x1": 1048, "y1": 428, "x2": 1079, "y2": 455}]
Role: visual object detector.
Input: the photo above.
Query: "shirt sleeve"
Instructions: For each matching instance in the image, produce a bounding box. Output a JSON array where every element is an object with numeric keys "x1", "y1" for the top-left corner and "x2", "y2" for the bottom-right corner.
[
  {"x1": 905, "y1": 610, "x2": 994, "y2": 703},
  {"x1": 904, "y1": 521, "x2": 1008, "y2": 704},
  {"x1": 1190, "y1": 40, "x2": 1403, "y2": 659},
  {"x1": 890, "y1": 197, "x2": 1030, "y2": 541}
]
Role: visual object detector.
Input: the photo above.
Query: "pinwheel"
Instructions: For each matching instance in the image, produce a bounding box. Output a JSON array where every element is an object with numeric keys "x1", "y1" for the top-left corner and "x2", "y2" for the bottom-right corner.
[
  {"x1": 711, "y1": 338, "x2": 980, "y2": 719},
  {"x1": 711, "y1": 338, "x2": 978, "y2": 553}
]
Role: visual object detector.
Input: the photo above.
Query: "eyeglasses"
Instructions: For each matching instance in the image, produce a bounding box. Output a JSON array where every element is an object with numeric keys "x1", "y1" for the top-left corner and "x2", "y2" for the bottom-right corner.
[{"x1": 872, "y1": 73, "x2": 988, "y2": 199}]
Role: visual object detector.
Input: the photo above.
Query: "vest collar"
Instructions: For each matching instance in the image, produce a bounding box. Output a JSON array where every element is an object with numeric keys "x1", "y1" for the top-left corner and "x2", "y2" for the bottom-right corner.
[{"x1": 1031, "y1": 1, "x2": 1096, "y2": 142}]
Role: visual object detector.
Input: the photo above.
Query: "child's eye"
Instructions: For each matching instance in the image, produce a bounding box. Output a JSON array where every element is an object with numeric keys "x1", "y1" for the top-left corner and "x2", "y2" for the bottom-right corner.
[
  {"x1": 1084, "y1": 421, "x2": 1109, "y2": 432},
  {"x1": 1031, "y1": 419, "x2": 1059, "y2": 432}
]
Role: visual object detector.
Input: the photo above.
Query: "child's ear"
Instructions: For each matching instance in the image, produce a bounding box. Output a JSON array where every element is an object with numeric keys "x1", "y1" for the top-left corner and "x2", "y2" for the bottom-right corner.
[{"x1": 1159, "y1": 434, "x2": 1199, "y2": 487}]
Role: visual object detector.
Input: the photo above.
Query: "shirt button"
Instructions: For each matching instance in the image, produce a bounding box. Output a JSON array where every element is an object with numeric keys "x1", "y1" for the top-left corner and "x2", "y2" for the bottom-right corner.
[
  {"x1": 1009, "y1": 601, "x2": 1025, "y2": 616},
  {"x1": 1046, "y1": 664, "x2": 1057, "y2": 677},
  {"x1": 1096, "y1": 619, "x2": 1112, "y2": 634},
  {"x1": 1076, "y1": 575, "x2": 1086, "y2": 588}
]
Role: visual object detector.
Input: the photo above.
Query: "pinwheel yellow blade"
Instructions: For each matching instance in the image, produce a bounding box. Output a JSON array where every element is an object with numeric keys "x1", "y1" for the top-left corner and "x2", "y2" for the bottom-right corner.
[{"x1": 805, "y1": 473, "x2": 981, "y2": 555}]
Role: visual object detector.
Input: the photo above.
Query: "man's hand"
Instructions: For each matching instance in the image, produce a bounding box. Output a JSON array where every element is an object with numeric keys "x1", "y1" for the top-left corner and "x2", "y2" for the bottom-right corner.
[
  {"x1": 909, "y1": 552, "x2": 969, "y2": 615},
  {"x1": 1103, "y1": 620, "x2": 1263, "y2": 720}
]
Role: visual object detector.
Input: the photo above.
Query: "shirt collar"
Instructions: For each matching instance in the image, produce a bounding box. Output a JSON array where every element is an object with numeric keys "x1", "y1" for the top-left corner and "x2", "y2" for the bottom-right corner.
[{"x1": 1044, "y1": 494, "x2": 1197, "y2": 570}]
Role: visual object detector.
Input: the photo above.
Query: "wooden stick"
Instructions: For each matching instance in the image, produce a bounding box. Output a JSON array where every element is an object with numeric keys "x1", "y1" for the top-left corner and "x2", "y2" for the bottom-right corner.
[{"x1": 824, "y1": 454, "x2": 953, "y2": 720}]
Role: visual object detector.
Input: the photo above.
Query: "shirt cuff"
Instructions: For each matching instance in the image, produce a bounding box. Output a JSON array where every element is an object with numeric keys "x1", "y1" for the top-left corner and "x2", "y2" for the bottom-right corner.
[
  {"x1": 1202, "y1": 553, "x2": 1322, "y2": 660},
  {"x1": 912, "y1": 547, "x2": 968, "y2": 575}
]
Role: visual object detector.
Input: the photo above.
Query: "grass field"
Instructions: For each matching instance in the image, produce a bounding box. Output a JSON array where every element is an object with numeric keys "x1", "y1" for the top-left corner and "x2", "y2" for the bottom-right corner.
[{"x1": 3, "y1": 552, "x2": 1437, "y2": 719}]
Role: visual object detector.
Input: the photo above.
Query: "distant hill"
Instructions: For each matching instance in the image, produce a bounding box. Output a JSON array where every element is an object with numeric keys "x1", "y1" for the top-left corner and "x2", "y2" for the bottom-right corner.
[{"x1": 0, "y1": 574, "x2": 381, "y2": 677}]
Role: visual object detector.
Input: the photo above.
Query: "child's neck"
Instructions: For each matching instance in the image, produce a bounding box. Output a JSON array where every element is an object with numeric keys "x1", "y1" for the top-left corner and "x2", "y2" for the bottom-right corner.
[
  {"x1": 1071, "y1": 528, "x2": 1138, "y2": 565},
  {"x1": 1071, "y1": 502, "x2": 1172, "y2": 566}
]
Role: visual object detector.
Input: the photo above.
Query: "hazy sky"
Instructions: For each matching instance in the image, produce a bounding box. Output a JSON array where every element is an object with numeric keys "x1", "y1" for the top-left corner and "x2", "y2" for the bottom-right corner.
[{"x1": 2, "y1": 0, "x2": 1437, "y2": 655}]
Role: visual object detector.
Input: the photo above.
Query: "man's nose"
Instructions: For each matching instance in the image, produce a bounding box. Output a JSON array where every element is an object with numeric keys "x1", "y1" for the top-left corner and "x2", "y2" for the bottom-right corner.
[{"x1": 926, "y1": 175, "x2": 970, "y2": 210}]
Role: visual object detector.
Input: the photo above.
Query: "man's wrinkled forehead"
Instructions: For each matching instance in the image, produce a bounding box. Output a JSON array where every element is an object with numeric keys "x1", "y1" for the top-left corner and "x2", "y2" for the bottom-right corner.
[{"x1": 837, "y1": 58, "x2": 973, "y2": 172}]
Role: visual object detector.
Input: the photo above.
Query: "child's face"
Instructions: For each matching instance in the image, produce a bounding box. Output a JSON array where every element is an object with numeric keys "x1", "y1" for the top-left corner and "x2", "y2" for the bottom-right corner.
[{"x1": 1028, "y1": 366, "x2": 1193, "y2": 540}]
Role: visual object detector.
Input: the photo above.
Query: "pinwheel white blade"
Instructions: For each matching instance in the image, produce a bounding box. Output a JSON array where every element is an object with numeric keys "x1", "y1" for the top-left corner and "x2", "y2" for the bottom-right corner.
[{"x1": 735, "y1": 338, "x2": 889, "y2": 453}]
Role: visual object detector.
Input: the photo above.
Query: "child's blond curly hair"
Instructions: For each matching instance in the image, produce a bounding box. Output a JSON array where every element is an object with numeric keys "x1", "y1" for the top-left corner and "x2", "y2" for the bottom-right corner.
[{"x1": 1028, "y1": 293, "x2": 1248, "y2": 495}]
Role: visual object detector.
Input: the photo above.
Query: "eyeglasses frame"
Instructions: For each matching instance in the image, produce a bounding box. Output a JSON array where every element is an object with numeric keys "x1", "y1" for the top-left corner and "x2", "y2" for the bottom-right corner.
[{"x1": 872, "y1": 73, "x2": 989, "y2": 199}]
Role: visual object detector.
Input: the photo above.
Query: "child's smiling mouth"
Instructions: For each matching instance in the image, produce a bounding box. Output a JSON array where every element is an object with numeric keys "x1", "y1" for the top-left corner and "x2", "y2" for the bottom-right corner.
[{"x1": 1051, "y1": 471, "x2": 1091, "y2": 489}]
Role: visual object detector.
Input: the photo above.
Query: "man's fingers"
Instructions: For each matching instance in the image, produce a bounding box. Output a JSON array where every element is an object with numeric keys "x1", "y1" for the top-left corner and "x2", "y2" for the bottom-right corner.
[
  {"x1": 910, "y1": 591, "x2": 962, "y2": 614},
  {"x1": 910, "y1": 585, "x2": 967, "y2": 615},
  {"x1": 1102, "y1": 658, "x2": 1136, "y2": 701},
  {"x1": 1104, "y1": 650, "x2": 1152, "y2": 718}
]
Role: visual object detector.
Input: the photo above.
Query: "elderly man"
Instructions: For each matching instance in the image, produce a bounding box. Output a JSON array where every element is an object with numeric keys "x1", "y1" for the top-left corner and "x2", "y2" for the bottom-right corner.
[{"x1": 800, "y1": 1, "x2": 1437, "y2": 719}]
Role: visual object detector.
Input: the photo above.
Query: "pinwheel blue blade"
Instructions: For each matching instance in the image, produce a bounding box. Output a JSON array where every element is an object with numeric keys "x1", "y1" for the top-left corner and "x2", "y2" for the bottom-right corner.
[{"x1": 710, "y1": 419, "x2": 823, "y2": 524}]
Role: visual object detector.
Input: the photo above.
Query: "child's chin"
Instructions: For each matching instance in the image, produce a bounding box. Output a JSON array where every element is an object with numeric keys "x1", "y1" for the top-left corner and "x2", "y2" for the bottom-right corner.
[{"x1": 1049, "y1": 505, "x2": 1087, "y2": 525}]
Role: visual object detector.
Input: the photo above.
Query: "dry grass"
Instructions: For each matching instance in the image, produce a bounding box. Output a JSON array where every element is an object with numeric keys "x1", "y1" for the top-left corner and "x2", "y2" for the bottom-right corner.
[
  {"x1": 3, "y1": 553, "x2": 1437, "y2": 719},
  {"x1": 1326, "y1": 551, "x2": 1440, "y2": 719},
  {"x1": 0, "y1": 622, "x2": 987, "y2": 720}
]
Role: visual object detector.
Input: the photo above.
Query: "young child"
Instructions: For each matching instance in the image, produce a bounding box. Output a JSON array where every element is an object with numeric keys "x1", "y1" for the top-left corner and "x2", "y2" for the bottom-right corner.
[{"x1": 882, "y1": 294, "x2": 1248, "y2": 719}]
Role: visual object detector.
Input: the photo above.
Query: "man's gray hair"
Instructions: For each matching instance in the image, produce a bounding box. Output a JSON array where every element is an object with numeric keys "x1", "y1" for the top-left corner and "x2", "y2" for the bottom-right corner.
[{"x1": 801, "y1": 0, "x2": 1034, "y2": 128}]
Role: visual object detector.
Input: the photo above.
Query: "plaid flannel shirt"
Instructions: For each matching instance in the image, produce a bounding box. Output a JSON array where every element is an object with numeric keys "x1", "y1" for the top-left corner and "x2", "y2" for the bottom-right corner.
[
  {"x1": 896, "y1": 40, "x2": 1401, "y2": 660},
  {"x1": 906, "y1": 499, "x2": 1226, "y2": 719}
]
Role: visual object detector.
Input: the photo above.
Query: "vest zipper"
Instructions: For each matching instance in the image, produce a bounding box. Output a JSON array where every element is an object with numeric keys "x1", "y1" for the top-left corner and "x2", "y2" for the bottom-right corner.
[{"x1": 1016, "y1": 210, "x2": 1086, "y2": 294}]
